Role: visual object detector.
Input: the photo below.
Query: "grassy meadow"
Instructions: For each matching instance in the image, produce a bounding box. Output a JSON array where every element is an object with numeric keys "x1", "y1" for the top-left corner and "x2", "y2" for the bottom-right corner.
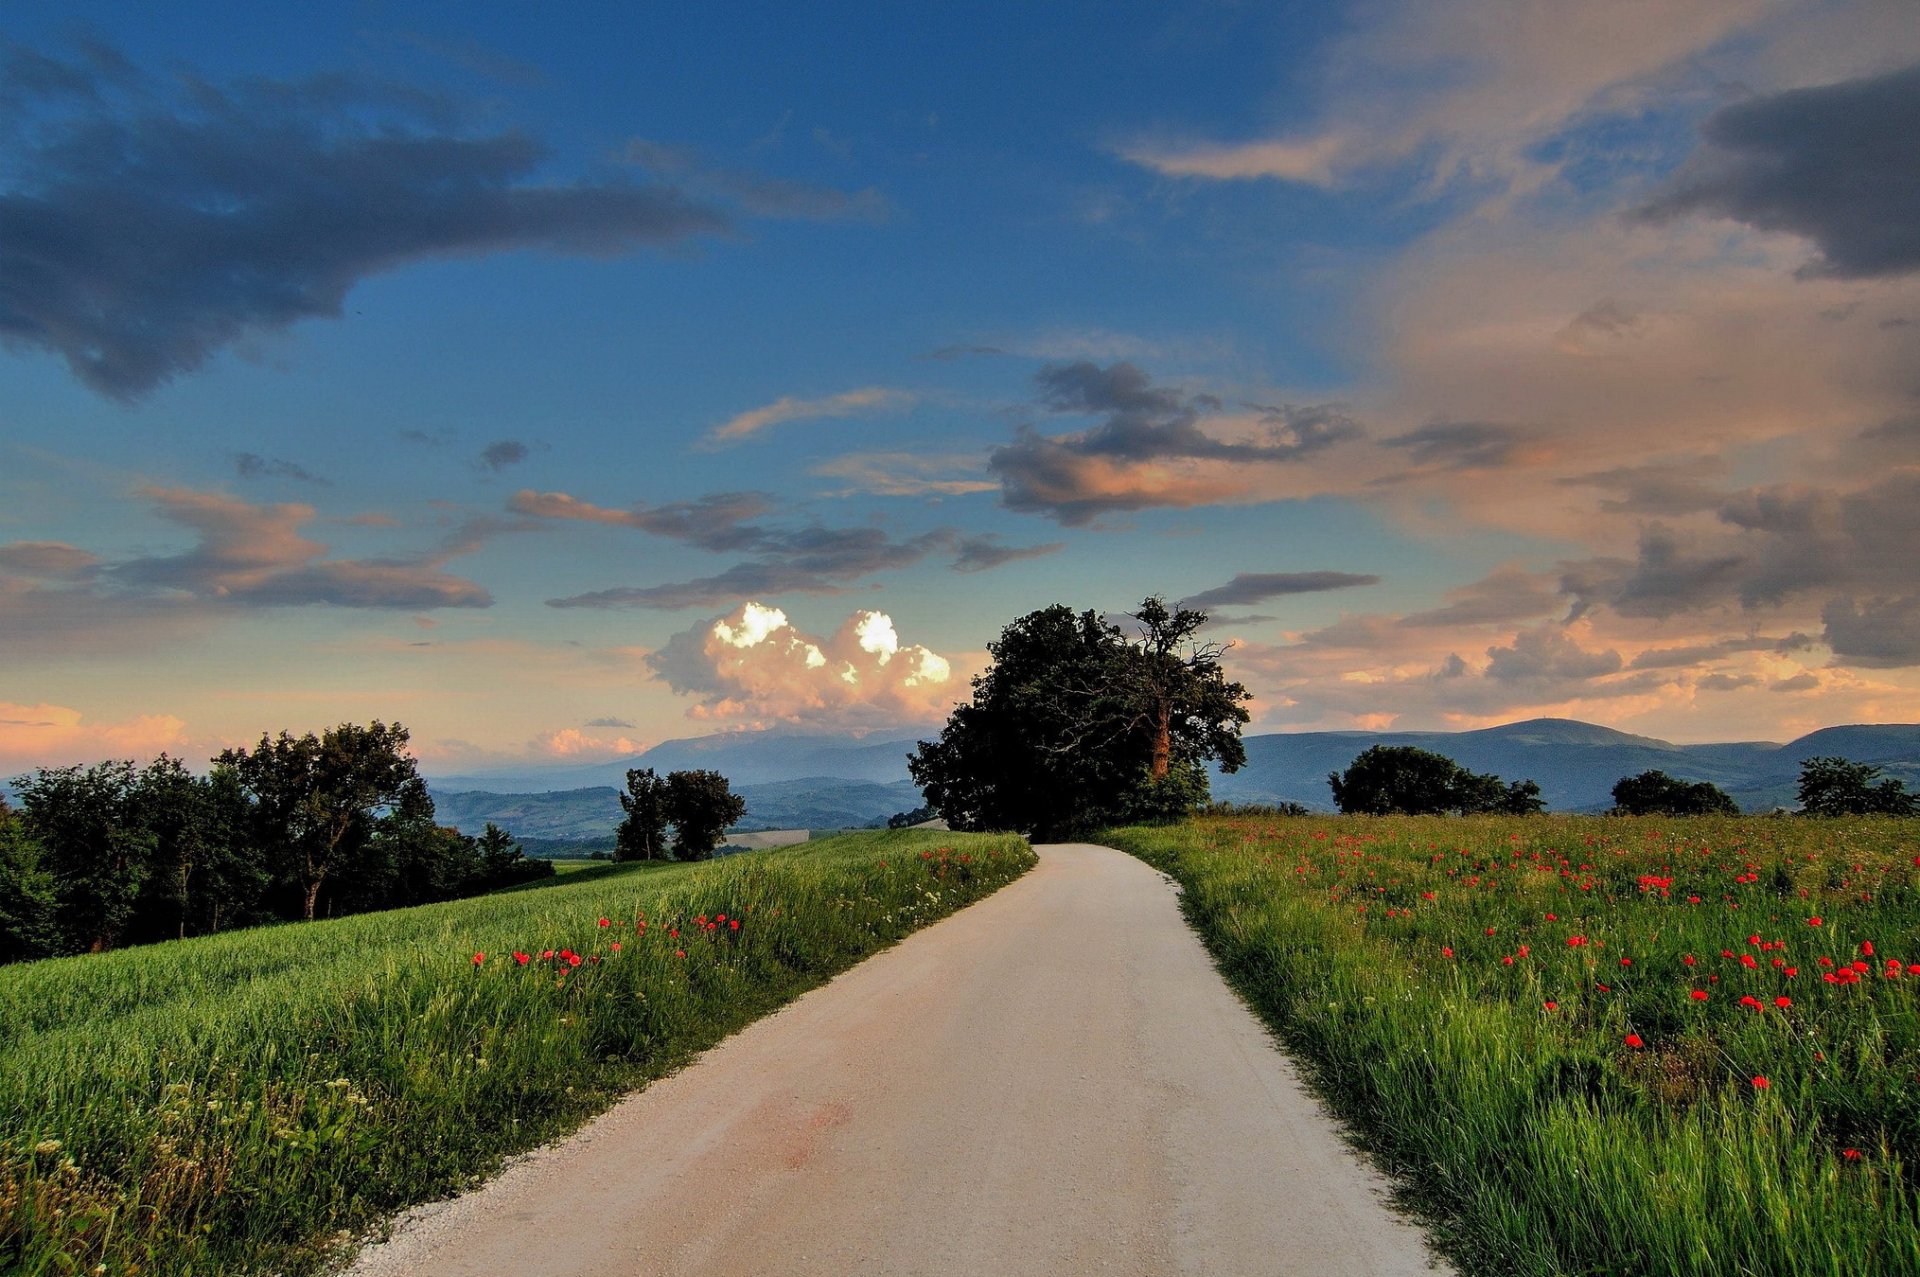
[
  {"x1": 0, "y1": 830, "x2": 1031, "y2": 1276},
  {"x1": 1106, "y1": 813, "x2": 1920, "y2": 1277}
]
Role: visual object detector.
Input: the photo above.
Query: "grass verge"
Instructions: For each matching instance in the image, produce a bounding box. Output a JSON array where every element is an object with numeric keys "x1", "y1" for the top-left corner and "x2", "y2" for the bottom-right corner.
[
  {"x1": 1104, "y1": 814, "x2": 1920, "y2": 1277},
  {"x1": 1, "y1": 830, "x2": 1031, "y2": 1276}
]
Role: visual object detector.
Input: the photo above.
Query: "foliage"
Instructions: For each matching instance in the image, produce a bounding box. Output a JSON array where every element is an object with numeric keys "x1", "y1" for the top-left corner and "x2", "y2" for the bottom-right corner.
[
  {"x1": 615, "y1": 768, "x2": 671, "y2": 861},
  {"x1": 665, "y1": 770, "x2": 747, "y2": 861},
  {"x1": 12, "y1": 760, "x2": 155, "y2": 953},
  {"x1": 218, "y1": 721, "x2": 431, "y2": 920},
  {"x1": 1797, "y1": 756, "x2": 1917, "y2": 817},
  {"x1": 887, "y1": 805, "x2": 936, "y2": 829},
  {"x1": 0, "y1": 829, "x2": 1032, "y2": 1276},
  {"x1": 1328, "y1": 744, "x2": 1542, "y2": 815},
  {"x1": 1612, "y1": 770, "x2": 1740, "y2": 817},
  {"x1": 0, "y1": 804, "x2": 57, "y2": 964},
  {"x1": 909, "y1": 598, "x2": 1250, "y2": 838},
  {"x1": 1106, "y1": 812, "x2": 1920, "y2": 1277}
]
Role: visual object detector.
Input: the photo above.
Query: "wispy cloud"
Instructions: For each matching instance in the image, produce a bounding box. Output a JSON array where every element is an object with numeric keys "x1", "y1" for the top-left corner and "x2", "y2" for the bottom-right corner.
[
  {"x1": 703, "y1": 387, "x2": 912, "y2": 447},
  {"x1": 1179, "y1": 571, "x2": 1380, "y2": 610}
]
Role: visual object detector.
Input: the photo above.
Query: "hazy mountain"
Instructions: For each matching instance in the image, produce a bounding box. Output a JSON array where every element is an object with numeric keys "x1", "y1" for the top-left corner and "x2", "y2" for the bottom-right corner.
[
  {"x1": 428, "y1": 731, "x2": 925, "y2": 793},
  {"x1": 1214, "y1": 718, "x2": 1920, "y2": 812},
  {"x1": 424, "y1": 718, "x2": 1920, "y2": 831},
  {"x1": 430, "y1": 777, "x2": 924, "y2": 842}
]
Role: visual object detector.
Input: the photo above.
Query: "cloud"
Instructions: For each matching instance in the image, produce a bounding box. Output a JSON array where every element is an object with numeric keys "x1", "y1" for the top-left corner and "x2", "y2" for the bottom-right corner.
[
  {"x1": 989, "y1": 361, "x2": 1363, "y2": 524},
  {"x1": 1179, "y1": 571, "x2": 1380, "y2": 610},
  {"x1": 583, "y1": 716, "x2": 635, "y2": 729},
  {"x1": 920, "y1": 344, "x2": 1006, "y2": 361},
  {"x1": 1643, "y1": 62, "x2": 1920, "y2": 278},
  {"x1": 546, "y1": 527, "x2": 955, "y2": 610},
  {"x1": 1379, "y1": 421, "x2": 1543, "y2": 472},
  {"x1": 1822, "y1": 595, "x2": 1920, "y2": 667},
  {"x1": 619, "y1": 136, "x2": 887, "y2": 221},
  {"x1": 0, "y1": 701, "x2": 189, "y2": 773},
  {"x1": 1398, "y1": 566, "x2": 1562, "y2": 628},
  {"x1": 0, "y1": 541, "x2": 99, "y2": 579},
  {"x1": 510, "y1": 489, "x2": 774, "y2": 551},
  {"x1": 950, "y1": 535, "x2": 1065, "y2": 574},
  {"x1": 1119, "y1": 134, "x2": 1347, "y2": 186},
  {"x1": 533, "y1": 726, "x2": 643, "y2": 758},
  {"x1": 704, "y1": 387, "x2": 912, "y2": 447},
  {"x1": 0, "y1": 44, "x2": 734, "y2": 399},
  {"x1": 235, "y1": 453, "x2": 327, "y2": 485},
  {"x1": 1557, "y1": 458, "x2": 1726, "y2": 516},
  {"x1": 647, "y1": 602, "x2": 961, "y2": 729},
  {"x1": 809, "y1": 452, "x2": 999, "y2": 498},
  {"x1": 479, "y1": 440, "x2": 529, "y2": 471},
  {"x1": 1483, "y1": 626, "x2": 1624, "y2": 683}
]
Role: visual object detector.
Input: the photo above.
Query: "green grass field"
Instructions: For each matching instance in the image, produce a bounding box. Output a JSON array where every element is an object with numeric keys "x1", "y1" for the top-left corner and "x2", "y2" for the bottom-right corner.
[
  {"x1": 1106, "y1": 814, "x2": 1920, "y2": 1277},
  {"x1": 0, "y1": 830, "x2": 1031, "y2": 1276}
]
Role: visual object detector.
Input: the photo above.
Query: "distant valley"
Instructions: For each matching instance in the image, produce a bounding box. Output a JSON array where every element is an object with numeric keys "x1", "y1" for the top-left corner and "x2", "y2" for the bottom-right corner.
[{"x1": 424, "y1": 718, "x2": 1920, "y2": 844}]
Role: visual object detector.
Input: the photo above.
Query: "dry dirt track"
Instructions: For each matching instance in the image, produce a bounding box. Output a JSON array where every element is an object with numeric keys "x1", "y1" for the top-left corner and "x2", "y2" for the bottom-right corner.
[{"x1": 347, "y1": 844, "x2": 1451, "y2": 1277}]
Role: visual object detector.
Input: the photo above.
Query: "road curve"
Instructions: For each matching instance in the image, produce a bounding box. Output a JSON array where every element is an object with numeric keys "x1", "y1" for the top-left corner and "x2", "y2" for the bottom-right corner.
[{"x1": 348, "y1": 844, "x2": 1451, "y2": 1277}]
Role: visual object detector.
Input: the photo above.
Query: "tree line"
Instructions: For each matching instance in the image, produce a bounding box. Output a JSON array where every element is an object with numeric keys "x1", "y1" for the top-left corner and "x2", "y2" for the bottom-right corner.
[{"x1": 0, "y1": 721, "x2": 551, "y2": 965}]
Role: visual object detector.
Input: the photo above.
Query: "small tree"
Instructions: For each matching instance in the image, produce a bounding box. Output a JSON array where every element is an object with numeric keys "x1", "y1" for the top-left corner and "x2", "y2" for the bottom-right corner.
[
  {"x1": 616, "y1": 768, "x2": 672, "y2": 861},
  {"x1": 1329, "y1": 746, "x2": 1542, "y2": 816},
  {"x1": 473, "y1": 822, "x2": 552, "y2": 889},
  {"x1": 1611, "y1": 770, "x2": 1739, "y2": 816},
  {"x1": 1796, "y1": 756, "x2": 1917, "y2": 816},
  {"x1": 13, "y1": 760, "x2": 154, "y2": 952},
  {"x1": 218, "y1": 721, "x2": 431, "y2": 920},
  {"x1": 665, "y1": 770, "x2": 746, "y2": 861}
]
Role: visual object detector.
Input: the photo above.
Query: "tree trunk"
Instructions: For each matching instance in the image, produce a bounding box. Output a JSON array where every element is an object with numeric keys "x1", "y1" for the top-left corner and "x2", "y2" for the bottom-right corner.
[
  {"x1": 303, "y1": 878, "x2": 322, "y2": 921},
  {"x1": 1151, "y1": 702, "x2": 1172, "y2": 780}
]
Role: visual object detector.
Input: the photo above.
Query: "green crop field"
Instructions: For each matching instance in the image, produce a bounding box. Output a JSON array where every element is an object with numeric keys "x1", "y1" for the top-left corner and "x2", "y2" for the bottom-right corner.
[
  {"x1": 1106, "y1": 814, "x2": 1920, "y2": 1277},
  {"x1": 0, "y1": 830, "x2": 1031, "y2": 1276}
]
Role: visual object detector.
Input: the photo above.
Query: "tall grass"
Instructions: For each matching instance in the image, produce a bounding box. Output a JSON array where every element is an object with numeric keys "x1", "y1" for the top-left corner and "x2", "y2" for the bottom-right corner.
[
  {"x1": 0, "y1": 830, "x2": 1031, "y2": 1276},
  {"x1": 1106, "y1": 814, "x2": 1920, "y2": 1277}
]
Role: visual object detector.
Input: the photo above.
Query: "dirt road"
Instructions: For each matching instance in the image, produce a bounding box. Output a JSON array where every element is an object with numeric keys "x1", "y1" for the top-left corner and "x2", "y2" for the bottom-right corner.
[{"x1": 348, "y1": 844, "x2": 1450, "y2": 1276}]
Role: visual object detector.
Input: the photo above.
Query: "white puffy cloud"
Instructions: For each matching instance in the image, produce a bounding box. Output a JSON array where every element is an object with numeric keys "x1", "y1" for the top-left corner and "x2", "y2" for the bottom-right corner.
[{"x1": 647, "y1": 602, "x2": 961, "y2": 729}]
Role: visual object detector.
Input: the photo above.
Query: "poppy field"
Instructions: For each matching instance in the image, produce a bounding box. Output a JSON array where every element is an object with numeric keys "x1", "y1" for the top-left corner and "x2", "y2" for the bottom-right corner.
[
  {"x1": 0, "y1": 829, "x2": 1031, "y2": 1276},
  {"x1": 1105, "y1": 813, "x2": 1920, "y2": 1277}
]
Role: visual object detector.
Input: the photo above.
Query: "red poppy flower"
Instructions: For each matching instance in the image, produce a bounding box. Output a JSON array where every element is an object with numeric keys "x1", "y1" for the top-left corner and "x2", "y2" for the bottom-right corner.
[
  {"x1": 1843, "y1": 1148, "x2": 1863, "y2": 1161},
  {"x1": 1774, "y1": 996, "x2": 1791, "y2": 1008},
  {"x1": 597, "y1": 918, "x2": 610, "y2": 928},
  {"x1": 1624, "y1": 1033, "x2": 1644, "y2": 1049},
  {"x1": 567, "y1": 954, "x2": 582, "y2": 968},
  {"x1": 1619, "y1": 958, "x2": 1632, "y2": 967},
  {"x1": 1690, "y1": 990, "x2": 1709, "y2": 1001},
  {"x1": 1751, "y1": 1076, "x2": 1770, "y2": 1089},
  {"x1": 1441, "y1": 946, "x2": 1454, "y2": 958},
  {"x1": 472, "y1": 952, "x2": 485, "y2": 966},
  {"x1": 610, "y1": 942, "x2": 621, "y2": 952},
  {"x1": 513, "y1": 952, "x2": 530, "y2": 966},
  {"x1": 1809, "y1": 916, "x2": 1823, "y2": 926},
  {"x1": 675, "y1": 948, "x2": 686, "y2": 958},
  {"x1": 1861, "y1": 940, "x2": 1875, "y2": 957},
  {"x1": 1543, "y1": 1001, "x2": 1557, "y2": 1011},
  {"x1": 730, "y1": 919, "x2": 740, "y2": 930}
]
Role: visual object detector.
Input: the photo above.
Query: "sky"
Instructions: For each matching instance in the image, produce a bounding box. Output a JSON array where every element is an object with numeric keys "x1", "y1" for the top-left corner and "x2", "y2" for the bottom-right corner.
[{"x1": 4, "y1": 0, "x2": 1920, "y2": 775}]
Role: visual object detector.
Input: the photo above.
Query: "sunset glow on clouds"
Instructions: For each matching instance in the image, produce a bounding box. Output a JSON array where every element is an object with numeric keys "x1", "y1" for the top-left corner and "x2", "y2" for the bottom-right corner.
[{"x1": 3, "y1": 1, "x2": 1917, "y2": 771}]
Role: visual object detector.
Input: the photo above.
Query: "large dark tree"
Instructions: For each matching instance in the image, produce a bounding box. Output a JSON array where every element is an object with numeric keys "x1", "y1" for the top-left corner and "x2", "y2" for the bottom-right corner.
[
  {"x1": 615, "y1": 768, "x2": 672, "y2": 861},
  {"x1": 13, "y1": 760, "x2": 154, "y2": 952},
  {"x1": 1611, "y1": 770, "x2": 1740, "y2": 816},
  {"x1": 1796, "y1": 756, "x2": 1917, "y2": 816},
  {"x1": 665, "y1": 770, "x2": 746, "y2": 861},
  {"x1": 218, "y1": 721, "x2": 431, "y2": 920},
  {"x1": 1329, "y1": 745, "x2": 1543, "y2": 816},
  {"x1": 0, "y1": 799, "x2": 58, "y2": 963},
  {"x1": 909, "y1": 600, "x2": 1250, "y2": 838}
]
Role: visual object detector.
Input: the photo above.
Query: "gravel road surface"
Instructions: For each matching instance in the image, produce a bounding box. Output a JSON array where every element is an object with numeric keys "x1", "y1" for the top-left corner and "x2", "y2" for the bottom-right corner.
[{"x1": 347, "y1": 843, "x2": 1450, "y2": 1276}]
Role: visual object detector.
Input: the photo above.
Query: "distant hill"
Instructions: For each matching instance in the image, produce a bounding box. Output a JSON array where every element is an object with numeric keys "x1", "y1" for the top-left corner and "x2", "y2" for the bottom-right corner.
[
  {"x1": 423, "y1": 718, "x2": 1920, "y2": 827},
  {"x1": 1214, "y1": 718, "x2": 1920, "y2": 812},
  {"x1": 430, "y1": 777, "x2": 923, "y2": 842},
  {"x1": 428, "y1": 730, "x2": 926, "y2": 793}
]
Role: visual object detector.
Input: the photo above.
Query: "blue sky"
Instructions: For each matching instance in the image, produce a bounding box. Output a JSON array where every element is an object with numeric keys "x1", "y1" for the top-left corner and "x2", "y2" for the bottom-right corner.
[{"x1": 5, "y1": 0, "x2": 1920, "y2": 772}]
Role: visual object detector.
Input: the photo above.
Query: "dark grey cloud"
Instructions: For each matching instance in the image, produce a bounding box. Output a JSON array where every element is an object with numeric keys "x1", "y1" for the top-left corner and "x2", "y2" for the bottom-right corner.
[
  {"x1": 1771, "y1": 672, "x2": 1821, "y2": 693},
  {"x1": 990, "y1": 361, "x2": 1362, "y2": 524},
  {"x1": 510, "y1": 489, "x2": 775, "y2": 553},
  {"x1": 0, "y1": 45, "x2": 734, "y2": 399},
  {"x1": 1179, "y1": 571, "x2": 1379, "y2": 610},
  {"x1": 1484, "y1": 627, "x2": 1623, "y2": 683},
  {"x1": 1558, "y1": 457, "x2": 1725, "y2": 516},
  {"x1": 950, "y1": 535, "x2": 1064, "y2": 574},
  {"x1": 1643, "y1": 62, "x2": 1920, "y2": 278},
  {"x1": 1822, "y1": 595, "x2": 1920, "y2": 668},
  {"x1": 1398, "y1": 566, "x2": 1561, "y2": 628},
  {"x1": 1380, "y1": 420, "x2": 1536, "y2": 471},
  {"x1": 1628, "y1": 633, "x2": 1812, "y2": 670},
  {"x1": 1560, "y1": 526, "x2": 1748, "y2": 620},
  {"x1": 479, "y1": 440, "x2": 530, "y2": 471},
  {"x1": 235, "y1": 452, "x2": 327, "y2": 485},
  {"x1": 546, "y1": 527, "x2": 955, "y2": 611},
  {"x1": 1699, "y1": 672, "x2": 1761, "y2": 692},
  {"x1": 584, "y1": 716, "x2": 635, "y2": 729}
]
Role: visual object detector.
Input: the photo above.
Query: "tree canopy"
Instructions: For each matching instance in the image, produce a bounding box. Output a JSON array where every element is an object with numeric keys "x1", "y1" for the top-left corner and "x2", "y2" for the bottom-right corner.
[
  {"x1": 1610, "y1": 770, "x2": 1740, "y2": 816},
  {"x1": 614, "y1": 767, "x2": 745, "y2": 861},
  {"x1": 1796, "y1": 756, "x2": 1917, "y2": 816},
  {"x1": 1328, "y1": 745, "x2": 1544, "y2": 816},
  {"x1": 908, "y1": 598, "x2": 1251, "y2": 838}
]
